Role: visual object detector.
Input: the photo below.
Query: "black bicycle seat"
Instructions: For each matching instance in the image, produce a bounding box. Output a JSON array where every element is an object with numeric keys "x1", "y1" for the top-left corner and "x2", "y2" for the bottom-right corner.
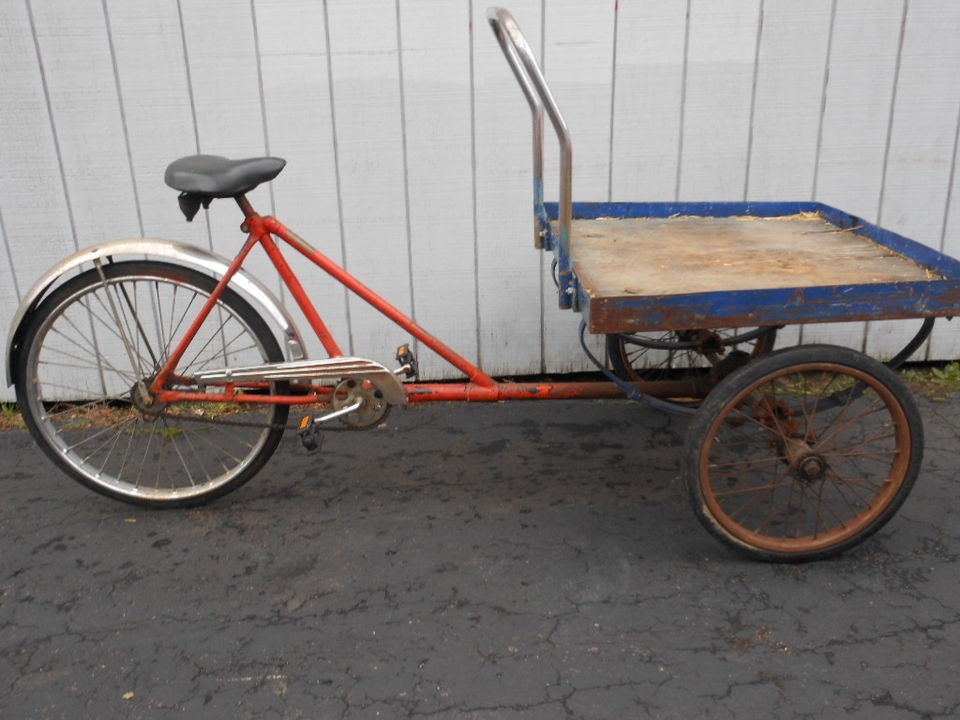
[{"x1": 164, "y1": 154, "x2": 286, "y2": 198}]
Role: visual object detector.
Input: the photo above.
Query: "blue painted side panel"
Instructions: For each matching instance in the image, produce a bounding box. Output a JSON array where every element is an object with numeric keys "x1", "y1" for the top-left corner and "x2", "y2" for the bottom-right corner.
[
  {"x1": 815, "y1": 204, "x2": 960, "y2": 278},
  {"x1": 537, "y1": 200, "x2": 960, "y2": 333},
  {"x1": 546, "y1": 200, "x2": 822, "y2": 220},
  {"x1": 583, "y1": 281, "x2": 960, "y2": 333}
]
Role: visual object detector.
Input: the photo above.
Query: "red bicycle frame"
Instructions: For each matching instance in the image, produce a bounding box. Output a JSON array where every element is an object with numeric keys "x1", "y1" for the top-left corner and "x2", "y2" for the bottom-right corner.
[{"x1": 150, "y1": 195, "x2": 625, "y2": 407}]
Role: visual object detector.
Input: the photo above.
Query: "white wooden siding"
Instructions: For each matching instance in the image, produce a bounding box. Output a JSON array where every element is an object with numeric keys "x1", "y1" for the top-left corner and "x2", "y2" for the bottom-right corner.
[
  {"x1": 472, "y1": 0, "x2": 544, "y2": 376},
  {"x1": 3, "y1": 0, "x2": 960, "y2": 400}
]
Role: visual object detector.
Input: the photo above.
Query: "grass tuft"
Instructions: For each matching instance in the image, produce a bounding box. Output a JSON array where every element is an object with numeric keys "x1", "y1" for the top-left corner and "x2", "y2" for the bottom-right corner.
[{"x1": 0, "y1": 403, "x2": 25, "y2": 430}]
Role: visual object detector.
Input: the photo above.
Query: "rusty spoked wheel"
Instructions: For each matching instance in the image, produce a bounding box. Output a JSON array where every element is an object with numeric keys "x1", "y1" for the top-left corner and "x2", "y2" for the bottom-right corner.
[
  {"x1": 685, "y1": 345, "x2": 923, "y2": 562},
  {"x1": 606, "y1": 327, "x2": 777, "y2": 404}
]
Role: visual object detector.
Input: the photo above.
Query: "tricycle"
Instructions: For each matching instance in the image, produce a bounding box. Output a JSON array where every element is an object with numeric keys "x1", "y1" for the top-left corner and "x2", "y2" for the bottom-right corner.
[{"x1": 7, "y1": 8, "x2": 960, "y2": 562}]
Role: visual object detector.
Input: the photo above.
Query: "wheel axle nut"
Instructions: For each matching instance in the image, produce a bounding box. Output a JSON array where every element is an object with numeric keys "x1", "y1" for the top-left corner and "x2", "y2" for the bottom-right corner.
[{"x1": 800, "y1": 457, "x2": 824, "y2": 479}]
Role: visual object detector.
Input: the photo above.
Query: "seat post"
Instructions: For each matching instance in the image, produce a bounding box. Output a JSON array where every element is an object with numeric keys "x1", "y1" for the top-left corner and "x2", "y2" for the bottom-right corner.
[{"x1": 235, "y1": 194, "x2": 257, "y2": 220}]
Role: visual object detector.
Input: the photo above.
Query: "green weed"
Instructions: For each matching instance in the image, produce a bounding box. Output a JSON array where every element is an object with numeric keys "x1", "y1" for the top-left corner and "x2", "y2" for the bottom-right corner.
[
  {"x1": 902, "y1": 361, "x2": 960, "y2": 401},
  {"x1": 0, "y1": 403, "x2": 25, "y2": 430}
]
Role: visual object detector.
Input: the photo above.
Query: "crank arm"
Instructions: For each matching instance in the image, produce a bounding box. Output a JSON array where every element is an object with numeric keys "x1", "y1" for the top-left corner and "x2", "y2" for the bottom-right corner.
[{"x1": 297, "y1": 399, "x2": 363, "y2": 452}]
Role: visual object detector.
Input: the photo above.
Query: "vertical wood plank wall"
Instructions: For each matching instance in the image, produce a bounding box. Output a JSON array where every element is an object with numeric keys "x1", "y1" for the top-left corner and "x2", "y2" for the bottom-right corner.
[{"x1": 3, "y1": 0, "x2": 960, "y2": 399}]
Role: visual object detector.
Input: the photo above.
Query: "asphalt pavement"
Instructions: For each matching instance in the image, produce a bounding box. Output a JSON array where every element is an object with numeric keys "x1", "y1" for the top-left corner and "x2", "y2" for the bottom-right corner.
[{"x1": 1, "y1": 396, "x2": 958, "y2": 719}]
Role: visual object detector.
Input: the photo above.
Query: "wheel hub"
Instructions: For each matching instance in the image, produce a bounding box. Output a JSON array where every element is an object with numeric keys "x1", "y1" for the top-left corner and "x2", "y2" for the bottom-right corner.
[
  {"x1": 796, "y1": 453, "x2": 826, "y2": 481},
  {"x1": 778, "y1": 431, "x2": 828, "y2": 482},
  {"x1": 695, "y1": 330, "x2": 724, "y2": 355},
  {"x1": 129, "y1": 378, "x2": 166, "y2": 421}
]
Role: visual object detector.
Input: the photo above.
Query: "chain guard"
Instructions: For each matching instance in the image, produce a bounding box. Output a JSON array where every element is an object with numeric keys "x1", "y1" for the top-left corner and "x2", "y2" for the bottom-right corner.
[{"x1": 144, "y1": 375, "x2": 393, "y2": 433}]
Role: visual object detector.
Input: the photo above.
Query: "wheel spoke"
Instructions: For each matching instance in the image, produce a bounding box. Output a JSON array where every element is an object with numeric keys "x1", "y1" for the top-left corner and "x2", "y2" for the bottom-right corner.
[
  {"x1": 47, "y1": 315, "x2": 146, "y2": 384},
  {"x1": 711, "y1": 478, "x2": 791, "y2": 498},
  {"x1": 814, "y1": 403, "x2": 892, "y2": 454},
  {"x1": 87, "y1": 288, "x2": 151, "y2": 378},
  {"x1": 117, "y1": 280, "x2": 160, "y2": 369},
  {"x1": 76, "y1": 414, "x2": 140, "y2": 462},
  {"x1": 708, "y1": 455, "x2": 783, "y2": 473}
]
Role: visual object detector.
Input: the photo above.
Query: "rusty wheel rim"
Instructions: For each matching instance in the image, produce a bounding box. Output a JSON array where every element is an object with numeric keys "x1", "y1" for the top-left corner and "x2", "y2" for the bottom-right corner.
[{"x1": 698, "y1": 362, "x2": 912, "y2": 555}]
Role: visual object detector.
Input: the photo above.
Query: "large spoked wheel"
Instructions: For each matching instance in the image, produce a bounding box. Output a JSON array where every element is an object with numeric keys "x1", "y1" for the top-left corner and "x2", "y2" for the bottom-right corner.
[
  {"x1": 685, "y1": 345, "x2": 923, "y2": 562},
  {"x1": 15, "y1": 261, "x2": 289, "y2": 508},
  {"x1": 606, "y1": 327, "x2": 777, "y2": 403}
]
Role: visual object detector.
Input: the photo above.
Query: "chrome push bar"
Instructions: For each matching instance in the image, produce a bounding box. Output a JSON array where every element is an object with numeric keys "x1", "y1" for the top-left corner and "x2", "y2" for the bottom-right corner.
[{"x1": 487, "y1": 7, "x2": 572, "y2": 262}]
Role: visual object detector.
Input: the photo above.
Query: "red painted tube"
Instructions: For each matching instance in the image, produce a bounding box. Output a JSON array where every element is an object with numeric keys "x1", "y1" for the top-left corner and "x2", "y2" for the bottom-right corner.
[
  {"x1": 404, "y1": 381, "x2": 629, "y2": 403},
  {"x1": 151, "y1": 231, "x2": 261, "y2": 393},
  {"x1": 156, "y1": 390, "x2": 331, "y2": 405},
  {"x1": 157, "y1": 381, "x2": 627, "y2": 407},
  {"x1": 255, "y1": 223, "x2": 344, "y2": 357},
  {"x1": 156, "y1": 382, "x2": 626, "y2": 407},
  {"x1": 264, "y1": 216, "x2": 498, "y2": 390}
]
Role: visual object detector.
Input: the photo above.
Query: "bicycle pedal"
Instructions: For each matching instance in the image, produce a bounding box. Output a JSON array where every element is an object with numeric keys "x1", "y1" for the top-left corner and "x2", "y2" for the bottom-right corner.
[
  {"x1": 395, "y1": 343, "x2": 419, "y2": 380},
  {"x1": 297, "y1": 416, "x2": 324, "y2": 453}
]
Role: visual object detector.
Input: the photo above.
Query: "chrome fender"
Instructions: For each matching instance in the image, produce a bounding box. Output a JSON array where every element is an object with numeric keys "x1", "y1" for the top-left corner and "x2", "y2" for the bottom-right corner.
[{"x1": 6, "y1": 238, "x2": 306, "y2": 386}]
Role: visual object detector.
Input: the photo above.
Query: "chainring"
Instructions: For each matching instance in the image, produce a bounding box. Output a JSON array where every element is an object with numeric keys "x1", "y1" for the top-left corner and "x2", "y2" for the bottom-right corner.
[{"x1": 331, "y1": 377, "x2": 391, "y2": 428}]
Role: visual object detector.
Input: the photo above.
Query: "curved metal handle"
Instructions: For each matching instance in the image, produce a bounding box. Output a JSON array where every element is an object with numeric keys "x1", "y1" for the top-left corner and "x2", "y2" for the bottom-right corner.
[{"x1": 487, "y1": 7, "x2": 572, "y2": 261}]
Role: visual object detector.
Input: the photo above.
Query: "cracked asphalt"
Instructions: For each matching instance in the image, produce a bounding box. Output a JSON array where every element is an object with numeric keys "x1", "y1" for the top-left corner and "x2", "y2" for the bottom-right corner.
[{"x1": 1, "y1": 396, "x2": 959, "y2": 719}]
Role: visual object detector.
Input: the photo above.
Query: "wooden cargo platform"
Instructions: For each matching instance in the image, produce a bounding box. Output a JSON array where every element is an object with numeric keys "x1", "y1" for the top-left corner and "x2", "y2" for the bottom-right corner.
[
  {"x1": 571, "y1": 213, "x2": 935, "y2": 298},
  {"x1": 547, "y1": 202, "x2": 960, "y2": 334}
]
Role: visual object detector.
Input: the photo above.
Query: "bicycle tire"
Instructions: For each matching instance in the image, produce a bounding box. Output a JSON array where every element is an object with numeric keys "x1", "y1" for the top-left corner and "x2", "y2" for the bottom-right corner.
[
  {"x1": 684, "y1": 344, "x2": 923, "y2": 562},
  {"x1": 15, "y1": 260, "x2": 289, "y2": 507}
]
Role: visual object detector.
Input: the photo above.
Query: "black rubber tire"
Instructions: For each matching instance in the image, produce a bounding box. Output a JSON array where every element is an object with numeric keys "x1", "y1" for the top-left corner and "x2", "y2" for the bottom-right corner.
[
  {"x1": 684, "y1": 344, "x2": 923, "y2": 562},
  {"x1": 15, "y1": 261, "x2": 288, "y2": 508}
]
